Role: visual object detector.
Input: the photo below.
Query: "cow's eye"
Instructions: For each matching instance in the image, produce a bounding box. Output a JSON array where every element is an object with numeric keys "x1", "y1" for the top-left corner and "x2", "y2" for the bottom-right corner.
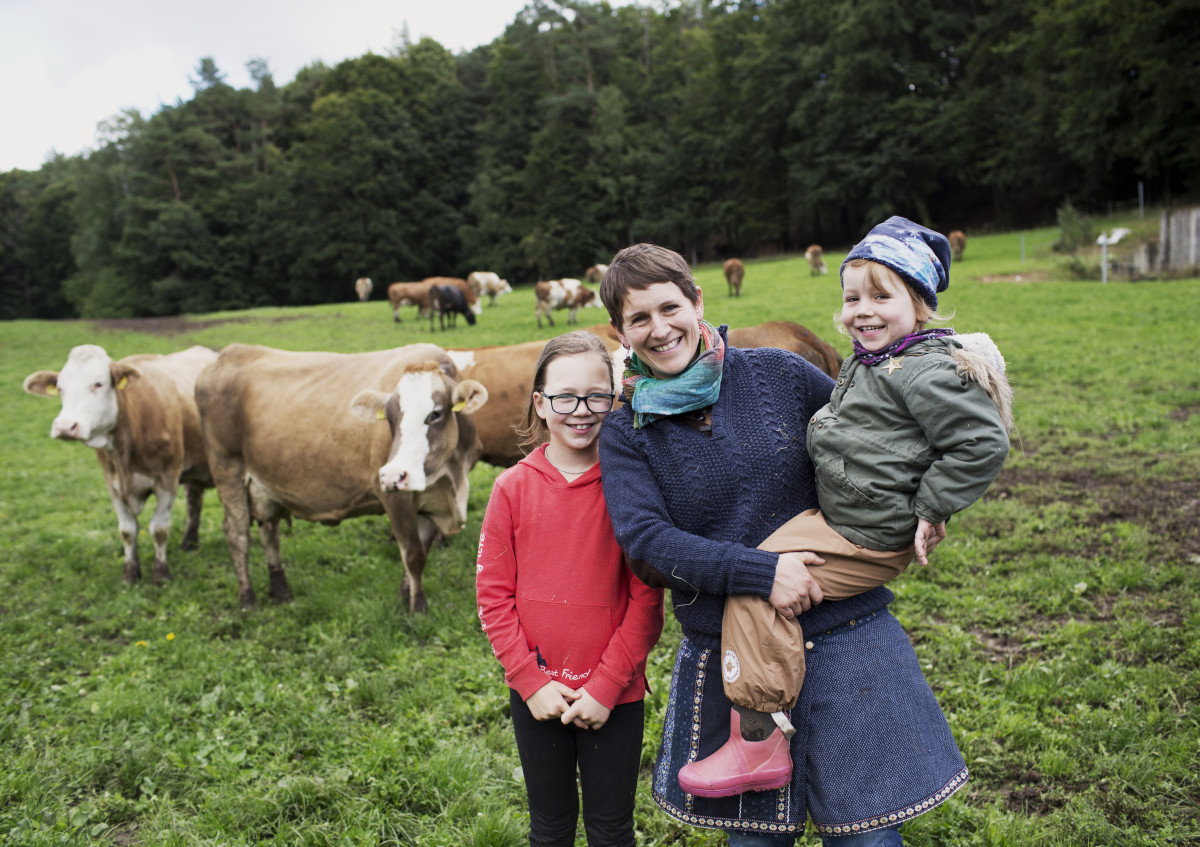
[
  {"x1": 425, "y1": 409, "x2": 444, "y2": 425},
  {"x1": 92, "y1": 382, "x2": 105, "y2": 391}
]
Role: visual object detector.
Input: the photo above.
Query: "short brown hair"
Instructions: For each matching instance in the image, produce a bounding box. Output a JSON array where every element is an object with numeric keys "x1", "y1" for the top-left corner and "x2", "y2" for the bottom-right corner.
[
  {"x1": 600, "y1": 243, "x2": 699, "y2": 329},
  {"x1": 515, "y1": 331, "x2": 615, "y2": 453}
]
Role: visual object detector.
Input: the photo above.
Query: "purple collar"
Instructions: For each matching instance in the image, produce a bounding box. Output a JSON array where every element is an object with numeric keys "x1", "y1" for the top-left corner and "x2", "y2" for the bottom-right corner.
[{"x1": 852, "y1": 328, "x2": 955, "y2": 366}]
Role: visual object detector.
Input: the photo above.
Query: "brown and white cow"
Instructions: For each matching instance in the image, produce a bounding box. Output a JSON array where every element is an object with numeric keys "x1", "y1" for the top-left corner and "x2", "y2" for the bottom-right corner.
[
  {"x1": 354, "y1": 277, "x2": 374, "y2": 301},
  {"x1": 723, "y1": 258, "x2": 745, "y2": 296},
  {"x1": 451, "y1": 321, "x2": 841, "y2": 468},
  {"x1": 585, "y1": 264, "x2": 608, "y2": 285},
  {"x1": 534, "y1": 278, "x2": 601, "y2": 327},
  {"x1": 466, "y1": 271, "x2": 513, "y2": 305},
  {"x1": 195, "y1": 343, "x2": 487, "y2": 612},
  {"x1": 948, "y1": 230, "x2": 966, "y2": 262},
  {"x1": 804, "y1": 245, "x2": 828, "y2": 276},
  {"x1": 22, "y1": 344, "x2": 216, "y2": 584},
  {"x1": 388, "y1": 280, "x2": 434, "y2": 322}
]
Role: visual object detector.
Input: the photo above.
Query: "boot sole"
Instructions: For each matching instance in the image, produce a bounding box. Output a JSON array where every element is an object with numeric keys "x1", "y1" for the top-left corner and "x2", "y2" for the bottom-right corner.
[{"x1": 679, "y1": 771, "x2": 792, "y2": 798}]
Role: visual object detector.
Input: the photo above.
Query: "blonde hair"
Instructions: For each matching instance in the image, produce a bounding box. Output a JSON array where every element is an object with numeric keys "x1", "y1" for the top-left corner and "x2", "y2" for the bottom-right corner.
[
  {"x1": 835, "y1": 258, "x2": 952, "y2": 336},
  {"x1": 515, "y1": 331, "x2": 615, "y2": 453}
]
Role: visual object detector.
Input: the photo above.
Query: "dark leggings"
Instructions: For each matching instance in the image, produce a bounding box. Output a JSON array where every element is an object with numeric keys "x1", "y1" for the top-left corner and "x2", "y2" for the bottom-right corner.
[{"x1": 509, "y1": 689, "x2": 644, "y2": 847}]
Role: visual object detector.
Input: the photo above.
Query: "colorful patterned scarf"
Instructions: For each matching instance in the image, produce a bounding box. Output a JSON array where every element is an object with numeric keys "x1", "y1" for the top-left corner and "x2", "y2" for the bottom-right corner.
[
  {"x1": 852, "y1": 328, "x2": 956, "y2": 366},
  {"x1": 623, "y1": 320, "x2": 725, "y2": 428}
]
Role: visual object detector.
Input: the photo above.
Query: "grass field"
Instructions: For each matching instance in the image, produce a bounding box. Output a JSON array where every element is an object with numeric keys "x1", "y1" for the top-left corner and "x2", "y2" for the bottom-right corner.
[{"x1": 2, "y1": 216, "x2": 1198, "y2": 846}]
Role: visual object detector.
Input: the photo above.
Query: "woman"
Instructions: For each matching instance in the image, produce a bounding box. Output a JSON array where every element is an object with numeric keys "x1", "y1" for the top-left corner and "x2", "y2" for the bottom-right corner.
[{"x1": 596, "y1": 243, "x2": 968, "y2": 846}]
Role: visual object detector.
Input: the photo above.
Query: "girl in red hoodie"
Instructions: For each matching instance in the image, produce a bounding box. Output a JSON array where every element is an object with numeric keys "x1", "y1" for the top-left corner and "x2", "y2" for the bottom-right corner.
[{"x1": 476, "y1": 331, "x2": 664, "y2": 847}]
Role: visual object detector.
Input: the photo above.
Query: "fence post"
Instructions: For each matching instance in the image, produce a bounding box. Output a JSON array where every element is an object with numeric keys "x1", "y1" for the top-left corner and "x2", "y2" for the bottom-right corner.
[
  {"x1": 1020, "y1": 234, "x2": 1025, "y2": 265},
  {"x1": 1138, "y1": 181, "x2": 1144, "y2": 218}
]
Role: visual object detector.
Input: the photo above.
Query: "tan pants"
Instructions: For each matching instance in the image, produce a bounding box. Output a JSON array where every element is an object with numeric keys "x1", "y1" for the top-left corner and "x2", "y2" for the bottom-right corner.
[{"x1": 721, "y1": 509, "x2": 913, "y2": 713}]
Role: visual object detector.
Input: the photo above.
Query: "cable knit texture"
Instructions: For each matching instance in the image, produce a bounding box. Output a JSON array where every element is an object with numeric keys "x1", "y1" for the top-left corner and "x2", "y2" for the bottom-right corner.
[{"x1": 599, "y1": 332, "x2": 893, "y2": 650}]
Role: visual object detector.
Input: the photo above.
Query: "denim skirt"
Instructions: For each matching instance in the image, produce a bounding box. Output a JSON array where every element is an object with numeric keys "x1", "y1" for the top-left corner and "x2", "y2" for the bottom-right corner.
[{"x1": 652, "y1": 609, "x2": 969, "y2": 837}]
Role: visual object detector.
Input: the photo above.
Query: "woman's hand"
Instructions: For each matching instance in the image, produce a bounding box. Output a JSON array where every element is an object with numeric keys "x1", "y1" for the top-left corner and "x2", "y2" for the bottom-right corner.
[
  {"x1": 525, "y1": 681, "x2": 581, "y2": 721},
  {"x1": 914, "y1": 519, "x2": 947, "y2": 565},
  {"x1": 768, "y1": 552, "x2": 826, "y2": 619},
  {"x1": 561, "y1": 689, "x2": 612, "y2": 730}
]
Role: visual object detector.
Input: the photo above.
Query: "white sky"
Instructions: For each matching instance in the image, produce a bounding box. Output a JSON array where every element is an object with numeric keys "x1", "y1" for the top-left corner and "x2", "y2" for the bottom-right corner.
[{"x1": 0, "y1": 0, "x2": 542, "y2": 172}]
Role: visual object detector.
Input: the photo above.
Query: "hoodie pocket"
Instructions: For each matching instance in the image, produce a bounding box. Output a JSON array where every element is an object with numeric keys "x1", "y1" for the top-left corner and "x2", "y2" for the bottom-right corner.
[{"x1": 520, "y1": 598, "x2": 614, "y2": 682}]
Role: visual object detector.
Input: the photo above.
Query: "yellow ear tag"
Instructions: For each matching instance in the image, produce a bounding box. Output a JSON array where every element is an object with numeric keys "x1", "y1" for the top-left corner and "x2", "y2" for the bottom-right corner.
[
  {"x1": 451, "y1": 400, "x2": 467, "y2": 413},
  {"x1": 46, "y1": 384, "x2": 59, "y2": 396},
  {"x1": 117, "y1": 377, "x2": 128, "y2": 390},
  {"x1": 376, "y1": 408, "x2": 387, "y2": 420}
]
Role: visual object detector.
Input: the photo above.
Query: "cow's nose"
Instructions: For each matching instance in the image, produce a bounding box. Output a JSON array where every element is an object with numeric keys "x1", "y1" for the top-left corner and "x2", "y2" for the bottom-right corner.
[
  {"x1": 51, "y1": 420, "x2": 79, "y2": 439},
  {"x1": 381, "y1": 470, "x2": 409, "y2": 491}
]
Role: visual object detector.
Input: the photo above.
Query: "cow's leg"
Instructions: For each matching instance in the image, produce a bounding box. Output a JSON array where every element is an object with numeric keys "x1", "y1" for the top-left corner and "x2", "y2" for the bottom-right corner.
[
  {"x1": 258, "y1": 518, "x2": 292, "y2": 603},
  {"x1": 107, "y1": 483, "x2": 142, "y2": 583},
  {"x1": 383, "y1": 499, "x2": 428, "y2": 614},
  {"x1": 568, "y1": 306, "x2": 579, "y2": 325},
  {"x1": 147, "y1": 478, "x2": 178, "y2": 584},
  {"x1": 209, "y1": 454, "x2": 256, "y2": 609},
  {"x1": 393, "y1": 306, "x2": 401, "y2": 323},
  {"x1": 180, "y1": 481, "x2": 204, "y2": 551}
]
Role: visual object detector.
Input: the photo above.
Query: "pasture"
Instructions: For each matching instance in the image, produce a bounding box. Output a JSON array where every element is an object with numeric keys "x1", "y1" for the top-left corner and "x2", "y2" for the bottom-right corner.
[{"x1": 2, "y1": 221, "x2": 1198, "y2": 846}]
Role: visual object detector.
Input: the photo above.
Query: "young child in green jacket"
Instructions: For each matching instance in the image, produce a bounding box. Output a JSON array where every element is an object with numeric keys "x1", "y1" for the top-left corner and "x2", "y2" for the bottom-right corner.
[{"x1": 679, "y1": 216, "x2": 1014, "y2": 800}]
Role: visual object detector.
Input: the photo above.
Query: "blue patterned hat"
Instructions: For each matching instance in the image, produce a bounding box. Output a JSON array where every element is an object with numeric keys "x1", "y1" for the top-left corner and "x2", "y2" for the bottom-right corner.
[{"x1": 840, "y1": 216, "x2": 951, "y2": 309}]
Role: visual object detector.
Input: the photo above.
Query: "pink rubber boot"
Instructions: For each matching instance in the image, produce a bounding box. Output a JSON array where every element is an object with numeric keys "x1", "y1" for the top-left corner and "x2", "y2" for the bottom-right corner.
[{"x1": 677, "y1": 708, "x2": 792, "y2": 798}]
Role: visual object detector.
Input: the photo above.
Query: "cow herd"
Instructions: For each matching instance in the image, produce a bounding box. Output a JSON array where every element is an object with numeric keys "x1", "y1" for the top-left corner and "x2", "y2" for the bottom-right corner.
[{"x1": 23, "y1": 266, "x2": 848, "y2": 615}]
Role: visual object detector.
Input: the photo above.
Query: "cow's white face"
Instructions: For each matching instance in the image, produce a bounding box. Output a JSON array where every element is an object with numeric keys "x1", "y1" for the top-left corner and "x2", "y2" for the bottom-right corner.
[
  {"x1": 377, "y1": 370, "x2": 441, "y2": 492},
  {"x1": 49, "y1": 345, "x2": 121, "y2": 449}
]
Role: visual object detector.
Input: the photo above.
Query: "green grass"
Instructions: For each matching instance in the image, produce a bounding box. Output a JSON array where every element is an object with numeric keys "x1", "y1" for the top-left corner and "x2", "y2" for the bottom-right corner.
[{"x1": 2, "y1": 213, "x2": 1199, "y2": 845}]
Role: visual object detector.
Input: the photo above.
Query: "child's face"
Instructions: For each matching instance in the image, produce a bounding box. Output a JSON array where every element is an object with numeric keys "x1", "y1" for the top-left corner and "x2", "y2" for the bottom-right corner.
[
  {"x1": 841, "y1": 264, "x2": 920, "y2": 351},
  {"x1": 533, "y1": 353, "x2": 614, "y2": 457}
]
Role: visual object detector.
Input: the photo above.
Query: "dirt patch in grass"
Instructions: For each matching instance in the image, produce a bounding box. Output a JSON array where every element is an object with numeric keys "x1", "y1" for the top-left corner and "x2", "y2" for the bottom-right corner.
[
  {"x1": 991, "y1": 464, "x2": 1200, "y2": 562},
  {"x1": 89, "y1": 315, "x2": 304, "y2": 336}
]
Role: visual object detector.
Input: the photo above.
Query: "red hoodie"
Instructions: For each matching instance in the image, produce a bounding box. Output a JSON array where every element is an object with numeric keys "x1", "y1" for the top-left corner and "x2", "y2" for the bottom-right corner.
[{"x1": 476, "y1": 443, "x2": 664, "y2": 709}]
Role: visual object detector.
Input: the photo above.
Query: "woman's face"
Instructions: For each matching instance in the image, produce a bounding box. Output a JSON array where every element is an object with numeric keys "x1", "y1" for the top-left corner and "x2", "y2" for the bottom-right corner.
[{"x1": 613, "y1": 282, "x2": 705, "y2": 378}]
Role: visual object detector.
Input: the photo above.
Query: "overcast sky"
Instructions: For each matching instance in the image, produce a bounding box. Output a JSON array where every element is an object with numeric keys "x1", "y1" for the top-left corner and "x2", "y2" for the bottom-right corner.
[{"x1": 0, "y1": 0, "x2": 546, "y2": 172}]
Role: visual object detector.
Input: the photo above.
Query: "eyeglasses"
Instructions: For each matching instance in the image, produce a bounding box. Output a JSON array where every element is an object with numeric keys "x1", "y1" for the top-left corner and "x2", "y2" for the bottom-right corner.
[{"x1": 542, "y1": 393, "x2": 616, "y2": 414}]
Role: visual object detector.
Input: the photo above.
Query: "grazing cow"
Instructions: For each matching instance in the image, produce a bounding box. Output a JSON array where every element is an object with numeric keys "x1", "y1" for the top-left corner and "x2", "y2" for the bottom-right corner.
[
  {"x1": 195, "y1": 343, "x2": 487, "y2": 612},
  {"x1": 535, "y1": 278, "x2": 601, "y2": 327},
  {"x1": 354, "y1": 277, "x2": 373, "y2": 301},
  {"x1": 466, "y1": 271, "x2": 513, "y2": 305},
  {"x1": 585, "y1": 264, "x2": 608, "y2": 285},
  {"x1": 804, "y1": 245, "x2": 828, "y2": 276},
  {"x1": 429, "y1": 284, "x2": 478, "y2": 330},
  {"x1": 423, "y1": 277, "x2": 482, "y2": 316},
  {"x1": 388, "y1": 280, "x2": 434, "y2": 323},
  {"x1": 724, "y1": 258, "x2": 745, "y2": 296},
  {"x1": 22, "y1": 345, "x2": 217, "y2": 584},
  {"x1": 451, "y1": 321, "x2": 841, "y2": 468},
  {"x1": 948, "y1": 230, "x2": 966, "y2": 262}
]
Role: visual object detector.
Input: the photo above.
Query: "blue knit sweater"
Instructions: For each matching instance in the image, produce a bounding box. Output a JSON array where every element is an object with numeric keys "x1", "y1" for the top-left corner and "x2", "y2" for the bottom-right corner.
[{"x1": 599, "y1": 332, "x2": 894, "y2": 650}]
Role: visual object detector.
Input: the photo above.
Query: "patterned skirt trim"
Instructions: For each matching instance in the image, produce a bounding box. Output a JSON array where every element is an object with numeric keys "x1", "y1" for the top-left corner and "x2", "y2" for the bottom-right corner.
[{"x1": 813, "y1": 766, "x2": 970, "y2": 836}]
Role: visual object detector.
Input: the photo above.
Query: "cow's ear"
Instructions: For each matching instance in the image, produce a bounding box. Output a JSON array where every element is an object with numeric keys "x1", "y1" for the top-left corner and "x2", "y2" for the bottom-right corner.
[
  {"x1": 23, "y1": 371, "x2": 60, "y2": 397},
  {"x1": 349, "y1": 389, "x2": 391, "y2": 422},
  {"x1": 436, "y1": 358, "x2": 457, "y2": 380},
  {"x1": 110, "y1": 362, "x2": 140, "y2": 391},
  {"x1": 451, "y1": 379, "x2": 488, "y2": 415}
]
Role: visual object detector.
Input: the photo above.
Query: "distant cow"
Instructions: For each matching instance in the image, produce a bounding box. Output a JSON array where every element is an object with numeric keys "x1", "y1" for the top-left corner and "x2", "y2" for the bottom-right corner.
[
  {"x1": 585, "y1": 264, "x2": 608, "y2": 285},
  {"x1": 451, "y1": 321, "x2": 842, "y2": 468},
  {"x1": 354, "y1": 277, "x2": 373, "y2": 301},
  {"x1": 423, "y1": 277, "x2": 482, "y2": 317},
  {"x1": 804, "y1": 245, "x2": 828, "y2": 276},
  {"x1": 466, "y1": 271, "x2": 513, "y2": 305},
  {"x1": 429, "y1": 284, "x2": 478, "y2": 330},
  {"x1": 388, "y1": 280, "x2": 434, "y2": 323},
  {"x1": 535, "y1": 278, "x2": 601, "y2": 327},
  {"x1": 195, "y1": 343, "x2": 487, "y2": 612},
  {"x1": 22, "y1": 345, "x2": 217, "y2": 584},
  {"x1": 948, "y1": 230, "x2": 966, "y2": 262},
  {"x1": 724, "y1": 258, "x2": 745, "y2": 296}
]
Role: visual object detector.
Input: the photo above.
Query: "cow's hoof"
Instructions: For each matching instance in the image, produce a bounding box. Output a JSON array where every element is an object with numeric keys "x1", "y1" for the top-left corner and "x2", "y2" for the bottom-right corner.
[
  {"x1": 152, "y1": 563, "x2": 171, "y2": 585},
  {"x1": 239, "y1": 590, "x2": 259, "y2": 611},
  {"x1": 123, "y1": 565, "x2": 142, "y2": 584},
  {"x1": 269, "y1": 574, "x2": 294, "y2": 603},
  {"x1": 410, "y1": 594, "x2": 429, "y2": 615},
  {"x1": 180, "y1": 533, "x2": 199, "y2": 551}
]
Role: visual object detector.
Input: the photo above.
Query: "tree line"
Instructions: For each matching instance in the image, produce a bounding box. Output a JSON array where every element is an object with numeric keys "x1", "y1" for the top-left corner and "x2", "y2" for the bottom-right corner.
[{"x1": 2, "y1": 0, "x2": 1196, "y2": 319}]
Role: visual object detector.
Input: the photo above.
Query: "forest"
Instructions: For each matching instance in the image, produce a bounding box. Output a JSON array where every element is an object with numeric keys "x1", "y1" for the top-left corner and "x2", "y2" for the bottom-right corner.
[{"x1": 2, "y1": 0, "x2": 1197, "y2": 320}]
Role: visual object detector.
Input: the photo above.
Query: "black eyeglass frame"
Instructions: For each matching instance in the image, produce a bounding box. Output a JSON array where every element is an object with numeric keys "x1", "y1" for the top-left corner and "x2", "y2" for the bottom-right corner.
[{"x1": 541, "y1": 392, "x2": 617, "y2": 414}]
